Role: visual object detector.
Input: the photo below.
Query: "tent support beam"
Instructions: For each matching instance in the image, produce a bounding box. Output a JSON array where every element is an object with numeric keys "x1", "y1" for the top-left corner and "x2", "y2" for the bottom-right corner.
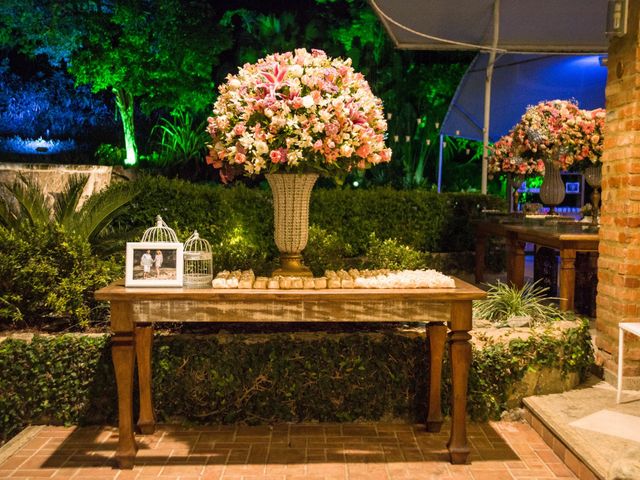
[
  {"x1": 481, "y1": 0, "x2": 500, "y2": 194},
  {"x1": 437, "y1": 134, "x2": 444, "y2": 192}
]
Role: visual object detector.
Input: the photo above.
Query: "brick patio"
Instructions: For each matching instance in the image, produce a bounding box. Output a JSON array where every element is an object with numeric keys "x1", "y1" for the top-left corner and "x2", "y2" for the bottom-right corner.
[{"x1": 0, "y1": 420, "x2": 576, "y2": 480}]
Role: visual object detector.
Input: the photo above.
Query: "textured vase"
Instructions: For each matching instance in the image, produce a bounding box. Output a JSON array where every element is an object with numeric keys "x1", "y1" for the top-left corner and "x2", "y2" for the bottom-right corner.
[
  {"x1": 583, "y1": 164, "x2": 602, "y2": 188},
  {"x1": 511, "y1": 174, "x2": 525, "y2": 213},
  {"x1": 539, "y1": 160, "x2": 565, "y2": 215},
  {"x1": 583, "y1": 164, "x2": 602, "y2": 226},
  {"x1": 266, "y1": 173, "x2": 319, "y2": 277}
]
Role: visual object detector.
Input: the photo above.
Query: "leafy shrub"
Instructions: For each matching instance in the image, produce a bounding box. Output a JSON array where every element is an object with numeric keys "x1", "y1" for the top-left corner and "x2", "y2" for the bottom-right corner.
[
  {"x1": 303, "y1": 225, "x2": 353, "y2": 276},
  {"x1": 0, "y1": 320, "x2": 592, "y2": 442},
  {"x1": 362, "y1": 233, "x2": 428, "y2": 270},
  {"x1": 94, "y1": 143, "x2": 126, "y2": 166},
  {"x1": 0, "y1": 225, "x2": 122, "y2": 329}
]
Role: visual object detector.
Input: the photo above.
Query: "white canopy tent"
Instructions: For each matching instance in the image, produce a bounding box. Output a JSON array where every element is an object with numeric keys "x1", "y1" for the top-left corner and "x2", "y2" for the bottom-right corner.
[{"x1": 369, "y1": 0, "x2": 609, "y2": 192}]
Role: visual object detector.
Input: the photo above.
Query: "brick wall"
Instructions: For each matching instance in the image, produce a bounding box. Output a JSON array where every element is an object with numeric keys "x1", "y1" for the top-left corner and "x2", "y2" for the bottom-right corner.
[{"x1": 597, "y1": 0, "x2": 640, "y2": 386}]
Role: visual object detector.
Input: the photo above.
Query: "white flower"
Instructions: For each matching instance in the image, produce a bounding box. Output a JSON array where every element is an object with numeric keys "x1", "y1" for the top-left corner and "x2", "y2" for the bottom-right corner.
[
  {"x1": 239, "y1": 132, "x2": 254, "y2": 150},
  {"x1": 254, "y1": 141, "x2": 268, "y2": 156},
  {"x1": 302, "y1": 95, "x2": 315, "y2": 108},
  {"x1": 288, "y1": 64, "x2": 303, "y2": 77}
]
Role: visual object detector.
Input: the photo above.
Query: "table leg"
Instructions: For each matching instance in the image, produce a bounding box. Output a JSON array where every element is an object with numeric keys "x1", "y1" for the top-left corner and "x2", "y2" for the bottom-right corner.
[
  {"x1": 475, "y1": 234, "x2": 487, "y2": 283},
  {"x1": 135, "y1": 324, "x2": 156, "y2": 434},
  {"x1": 617, "y1": 326, "x2": 624, "y2": 404},
  {"x1": 447, "y1": 302, "x2": 472, "y2": 465},
  {"x1": 509, "y1": 240, "x2": 526, "y2": 289},
  {"x1": 112, "y1": 332, "x2": 137, "y2": 468},
  {"x1": 426, "y1": 322, "x2": 447, "y2": 432},
  {"x1": 559, "y1": 249, "x2": 576, "y2": 311}
]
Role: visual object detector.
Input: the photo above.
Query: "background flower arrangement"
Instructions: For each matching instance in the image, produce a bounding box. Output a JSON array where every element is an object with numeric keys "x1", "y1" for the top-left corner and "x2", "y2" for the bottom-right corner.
[
  {"x1": 488, "y1": 134, "x2": 544, "y2": 178},
  {"x1": 489, "y1": 100, "x2": 605, "y2": 176},
  {"x1": 206, "y1": 48, "x2": 392, "y2": 183}
]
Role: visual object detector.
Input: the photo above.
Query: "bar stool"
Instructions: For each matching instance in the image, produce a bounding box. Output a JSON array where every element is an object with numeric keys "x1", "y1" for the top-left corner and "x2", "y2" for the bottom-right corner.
[{"x1": 617, "y1": 322, "x2": 640, "y2": 403}]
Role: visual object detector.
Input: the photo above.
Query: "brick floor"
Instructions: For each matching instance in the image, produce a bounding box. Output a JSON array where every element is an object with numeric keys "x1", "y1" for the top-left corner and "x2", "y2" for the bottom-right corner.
[{"x1": 0, "y1": 421, "x2": 576, "y2": 479}]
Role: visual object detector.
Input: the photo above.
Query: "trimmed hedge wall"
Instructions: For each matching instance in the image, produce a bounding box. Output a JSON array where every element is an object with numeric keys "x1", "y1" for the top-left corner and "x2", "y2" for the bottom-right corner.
[
  {"x1": 111, "y1": 177, "x2": 506, "y2": 274},
  {"x1": 0, "y1": 320, "x2": 592, "y2": 443}
]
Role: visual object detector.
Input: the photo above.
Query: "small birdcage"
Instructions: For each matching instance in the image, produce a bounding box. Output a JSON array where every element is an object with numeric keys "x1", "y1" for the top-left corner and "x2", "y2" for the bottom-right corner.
[
  {"x1": 183, "y1": 230, "x2": 213, "y2": 288},
  {"x1": 141, "y1": 215, "x2": 179, "y2": 243}
]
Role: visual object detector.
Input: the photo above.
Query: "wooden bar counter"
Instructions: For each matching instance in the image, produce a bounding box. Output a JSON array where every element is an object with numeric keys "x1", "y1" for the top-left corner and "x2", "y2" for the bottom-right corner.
[{"x1": 95, "y1": 278, "x2": 486, "y2": 469}]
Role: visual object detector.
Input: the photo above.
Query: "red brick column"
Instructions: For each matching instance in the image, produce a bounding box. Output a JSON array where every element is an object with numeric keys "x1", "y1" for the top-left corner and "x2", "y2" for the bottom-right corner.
[{"x1": 597, "y1": 0, "x2": 640, "y2": 387}]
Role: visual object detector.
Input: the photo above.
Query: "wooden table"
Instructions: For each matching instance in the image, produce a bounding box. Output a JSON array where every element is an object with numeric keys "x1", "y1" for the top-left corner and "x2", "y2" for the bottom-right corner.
[
  {"x1": 475, "y1": 222, "x2": 599, "y2": 311},
  {"x1": 95, "y1": 278, "x2": 485, "y2": 469}
]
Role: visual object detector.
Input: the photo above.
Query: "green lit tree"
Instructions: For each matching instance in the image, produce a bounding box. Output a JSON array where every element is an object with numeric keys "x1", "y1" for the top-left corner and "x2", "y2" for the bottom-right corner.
[{"x1": 1, "y1": 0, "x2": 231, "y2": 166}]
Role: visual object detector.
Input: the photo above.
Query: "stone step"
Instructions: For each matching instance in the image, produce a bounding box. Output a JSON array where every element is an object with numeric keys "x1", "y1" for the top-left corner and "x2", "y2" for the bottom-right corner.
[{"x1": 523, "y1": 377, "x2": 640, "y2": 480}]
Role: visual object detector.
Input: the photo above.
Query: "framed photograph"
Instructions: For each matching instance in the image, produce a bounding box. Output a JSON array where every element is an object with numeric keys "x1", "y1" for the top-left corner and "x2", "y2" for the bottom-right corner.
[{"x1": 125, "y1": 242, "x2": 184, "y2": 287}]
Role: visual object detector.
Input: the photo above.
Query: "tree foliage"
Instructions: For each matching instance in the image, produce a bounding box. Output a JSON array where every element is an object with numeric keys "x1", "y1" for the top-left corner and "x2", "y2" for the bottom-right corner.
[{"x1": 1, "y1": 0, "x2": 474, "y2": 184}]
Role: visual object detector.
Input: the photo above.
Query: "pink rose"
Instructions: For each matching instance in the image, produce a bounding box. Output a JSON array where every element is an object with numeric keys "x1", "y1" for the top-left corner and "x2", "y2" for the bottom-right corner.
[
  {"x1": 233, "y1": 123, "x2": 246, "y2": 136},
  {"x1": 269, "y1": 150, "x2": 282, "y2": 163},
  {"x1": 356, "y1": 144, "x2": 371, "y2": 158}
]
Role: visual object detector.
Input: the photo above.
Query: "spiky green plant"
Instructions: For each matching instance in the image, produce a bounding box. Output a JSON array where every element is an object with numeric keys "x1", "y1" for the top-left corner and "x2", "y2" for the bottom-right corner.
[
  {"x1": 151, "y1": 110, "x2": 208, "y2": 168},
  {"x1": 0, "y1": 175, "x2": 138, "y2": 247},
  {"x1": 473, "y1": 280, "x2": 567, "y2": 326}
]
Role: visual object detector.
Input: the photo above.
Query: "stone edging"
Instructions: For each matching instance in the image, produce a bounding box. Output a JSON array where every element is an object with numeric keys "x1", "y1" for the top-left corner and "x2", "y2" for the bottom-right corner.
[{"x1": 0, "y1": 426, "x2": 45, "y2": 465}]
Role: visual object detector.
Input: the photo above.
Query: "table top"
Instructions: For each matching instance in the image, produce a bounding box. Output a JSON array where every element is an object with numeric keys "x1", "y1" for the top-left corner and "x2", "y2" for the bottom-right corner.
[
  {"x1": 475, "y1": 220, "x2": 599, "y2": 243},
  {"x1": 95, "y1": 277, "x2": 486, "y2": 303},
  {"x1": 503, "y1": 224, "x2": 599, "y2": 242}
]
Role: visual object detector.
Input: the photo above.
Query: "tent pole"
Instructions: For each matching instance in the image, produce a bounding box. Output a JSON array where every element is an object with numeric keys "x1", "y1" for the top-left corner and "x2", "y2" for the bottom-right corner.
[
  {"x1": 437, "y1": 134, "x2": 444, "y2": 192},
  {"x1": 482, "y1": 0, "x2": 501, "y2": 194}
]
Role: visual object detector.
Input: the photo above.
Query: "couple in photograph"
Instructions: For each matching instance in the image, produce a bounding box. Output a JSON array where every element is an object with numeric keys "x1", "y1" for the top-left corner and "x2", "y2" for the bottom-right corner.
[{"x1": 140, "y1": 249, "x2": 163, "y2": 279}]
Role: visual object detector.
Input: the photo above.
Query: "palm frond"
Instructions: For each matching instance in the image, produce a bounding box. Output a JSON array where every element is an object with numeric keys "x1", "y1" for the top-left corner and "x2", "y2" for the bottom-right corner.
[
  {"x1": 54, "y1": 175, "x2": 88, "y2": 225},
  {"x1": 0, "y1": 185, "x2": 21, "y2": 230},
  {"x1": 68, "y1": 182, "x2": 140, "y2": 244},
  {"x1": 6, "y1": 175, "x2": 51, "y2": 228}
]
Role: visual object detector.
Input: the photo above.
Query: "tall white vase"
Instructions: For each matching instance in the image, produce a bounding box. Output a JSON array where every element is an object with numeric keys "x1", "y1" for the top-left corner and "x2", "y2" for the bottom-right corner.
[{"x1": 266, "y1": 173, "x2": 318, "y2": 277}]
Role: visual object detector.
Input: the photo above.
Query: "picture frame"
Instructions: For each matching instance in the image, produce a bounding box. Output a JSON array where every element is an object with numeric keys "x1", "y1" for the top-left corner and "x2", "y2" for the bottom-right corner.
[
  {"x1": 565, "y1": 182, "x2": 581, "y2": 194},
  {"x1": 125, "y1": 242, "x2": 184, "y2": 287}
]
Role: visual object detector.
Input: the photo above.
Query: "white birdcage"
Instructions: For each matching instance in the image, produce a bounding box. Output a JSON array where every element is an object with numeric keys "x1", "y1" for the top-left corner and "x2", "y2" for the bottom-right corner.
[
  {"x1": 141, "y1": 215, "x2": 179, "y2": 243},
  {"x1": 183, "y1": 230, "x2": 213, "y2": 288}
]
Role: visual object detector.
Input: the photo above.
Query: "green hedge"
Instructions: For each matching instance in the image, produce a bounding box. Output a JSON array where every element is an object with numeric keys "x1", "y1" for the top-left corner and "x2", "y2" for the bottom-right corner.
[
  {"x1": 111, "y1": 176, "x2": 505, "y2": 274},
  {"x1": 0, "y1": 320, "x2": 592, "y2": 443},
  {"x1": 0, "y1": 225, "x2": 122, "y2": 329}
]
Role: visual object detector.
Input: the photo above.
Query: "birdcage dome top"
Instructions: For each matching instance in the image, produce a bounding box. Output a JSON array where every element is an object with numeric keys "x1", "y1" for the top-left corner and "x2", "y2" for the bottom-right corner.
[
  {"x1": 184, "y1": 230, "x2": 212, "y2": 259},
  {"x1": 141, "y1": 215, "x2": 179, "y2": 243}
]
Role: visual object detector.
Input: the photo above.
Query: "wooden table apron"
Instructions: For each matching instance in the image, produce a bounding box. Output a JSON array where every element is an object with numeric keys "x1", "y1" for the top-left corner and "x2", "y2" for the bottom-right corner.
[
  {"x1": 95, "y1": 278, "x2": 485, "y2": 469},
  {"x1": 474, "y1": 222, "x2": 599, "y2": 311}
]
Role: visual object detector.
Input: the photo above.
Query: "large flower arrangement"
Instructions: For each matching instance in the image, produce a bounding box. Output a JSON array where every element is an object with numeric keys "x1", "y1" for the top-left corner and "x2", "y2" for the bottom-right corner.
[
  {"x1": 206, "y1": 48, "x2": 392, "y2": 182},
  {"x1": 489, "y1": 100, "x2": 605, "y2": 176},
  {"x1": 488, "y1": 133, "x2": 544, "y2": 178}
]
